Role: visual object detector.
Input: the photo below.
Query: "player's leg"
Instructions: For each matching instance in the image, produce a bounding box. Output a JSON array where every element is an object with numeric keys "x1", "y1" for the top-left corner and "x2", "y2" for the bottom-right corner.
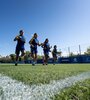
[
  {"x1": 21, "y1": 49, "x2": 25, "y2": 57},
  {"x1": 32, "y1": 48, "x2": 37, "y2": 66},
  {"x1": 15, "y1": 54, "x2": 19, "y2": 66},
  {"x1": 42, "y1": 56, "x2": 45, "y2": 65},
  {"x1": 52, "y1": 54, "x2": 54, "y2": 65},
  {"x1": 54, "y1": 55, "x2": 57, "y2": 65},
  {"x1": 45, "y1": 54, "x2": 49, "y2": 65},
  {"x1": 43, "y1": 51, "x2": 46, "y2": 65},
  {"x1": 32, "y1": 53, "x2": 36, "y2": 66},
  {"x1": 53, "y1": 55, "x2": 55, "y2": 65},
  {"x1": 46, "y1": 51, "x2": 49, "y2": 65},
  {"x1": 32, "y1": 54, "x2": 35, "y2": 65},
  {"x1": 34, "y1": 53, "x2": 37, "y2": 65},
  {"x1": 31, "y1": 47, "x2": 34, "y2": 58},
  {"x1": 21, "y1": 49, "x2": 26, "y2": 63},
  {"x1": 31, "y1": 48, "x2": 35, "y2": 65},
  {"x1": 15, "y1": 47, "x2": 20, "y2": 66},
  {"x1": 53, "y1": 57, "x2": 55, "y2": 65},
  {"x1": 34, "y1": 48, "x2": 38, "y2": 65}
]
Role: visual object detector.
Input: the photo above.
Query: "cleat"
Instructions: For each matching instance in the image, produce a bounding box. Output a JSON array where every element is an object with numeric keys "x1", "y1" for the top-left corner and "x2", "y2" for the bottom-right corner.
[
  {"x1": 15, "y1": 63, "x2": 18, "y2": 66},
  {"x1": 46, "y1": 63, "x2": 48, "y2": 65},
  {"x1": 32, "y1": 64, "x2": 35, "y2": 66}
]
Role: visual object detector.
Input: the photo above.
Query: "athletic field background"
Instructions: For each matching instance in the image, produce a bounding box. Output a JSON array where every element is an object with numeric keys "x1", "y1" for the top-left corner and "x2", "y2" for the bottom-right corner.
[{"x1": 0, "y1": 64, "x2": 90, "y2": 100}]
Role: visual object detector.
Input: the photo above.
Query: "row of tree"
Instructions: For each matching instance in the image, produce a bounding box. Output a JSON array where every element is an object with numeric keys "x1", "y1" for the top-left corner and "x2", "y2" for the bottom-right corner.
[{"x1": 0, "y1": 51, "x2": 43, "y2": 63}]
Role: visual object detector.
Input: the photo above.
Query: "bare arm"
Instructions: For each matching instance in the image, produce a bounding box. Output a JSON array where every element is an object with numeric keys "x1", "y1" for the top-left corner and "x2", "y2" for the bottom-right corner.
[{"x1": 14, "y1": 36, "x2": 19, "y2": 41}]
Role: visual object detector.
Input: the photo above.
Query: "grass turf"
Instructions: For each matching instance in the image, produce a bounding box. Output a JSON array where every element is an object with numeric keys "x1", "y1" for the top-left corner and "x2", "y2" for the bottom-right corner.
[
  {"x1": 52, "y1": 79, "x2": 90, "y2": 100},
  {"x1": 0, "y1": 64, "x2": 90, "y2": 85}
]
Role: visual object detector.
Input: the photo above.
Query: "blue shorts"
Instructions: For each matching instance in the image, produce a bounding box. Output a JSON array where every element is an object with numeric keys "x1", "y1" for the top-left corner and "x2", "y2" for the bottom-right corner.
[
  {"x1": 43, "y1": 50, "x2": 49, "y2": 58},
  {"x1": 15, "y1": 45, "x2": 25, "y2": 55},
  {"x1": 31, "y1": 47, "x2": 37, "y2": 54},
  {"x1": 44, "y1": 49, "x2": 49, "y2": 55}
]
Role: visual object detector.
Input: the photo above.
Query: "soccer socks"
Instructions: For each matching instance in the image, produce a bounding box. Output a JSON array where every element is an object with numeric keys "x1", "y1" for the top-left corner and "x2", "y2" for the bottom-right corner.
[{"x1": 31, "y1": 59, "x2": 35, "y2": 66}]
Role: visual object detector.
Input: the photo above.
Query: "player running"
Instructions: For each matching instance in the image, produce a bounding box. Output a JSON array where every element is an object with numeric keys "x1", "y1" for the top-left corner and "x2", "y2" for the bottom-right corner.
[
  {"x1": 41, "y1": 38, "x2": 51, "y2": 65},
  {"x1": 52, "y1": 45, "x2": 58, "y2": 65},
  {"x1": 29, "y1": 33, "x2": 40, "y2": 66},
  {"x1": 52, "y1": 45, "x2": 62, "y2": 65},
  {"x1": 14, "y1": 30, "x2": 26, "y2": 66}
]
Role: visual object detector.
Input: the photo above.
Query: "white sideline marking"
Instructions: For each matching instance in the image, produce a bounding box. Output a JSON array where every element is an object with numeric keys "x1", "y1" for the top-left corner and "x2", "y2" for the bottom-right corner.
[{"x1": 0, "y1": 72, "x2": 90, "y2": 100}]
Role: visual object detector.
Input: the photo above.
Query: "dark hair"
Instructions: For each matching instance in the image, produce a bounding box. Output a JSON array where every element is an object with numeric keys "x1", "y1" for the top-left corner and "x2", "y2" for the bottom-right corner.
[
  {"x1": 45, "y1": 38, "x2": 48, "y2": 43},
  {"x1": 54, "y1": 45, "x2": 57, "y2": 48},
  {"x1": 46, "y1": 38, "x2": 48, "y2": 41},
  {"x1": 19, "y1": 30, "x2": 23, "y2": 33},
  {"x1": 34, "y1": 33, "x2": 37, "y2": 36}
]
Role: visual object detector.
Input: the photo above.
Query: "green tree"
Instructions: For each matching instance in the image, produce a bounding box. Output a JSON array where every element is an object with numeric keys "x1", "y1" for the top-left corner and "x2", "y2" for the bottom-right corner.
[
  {"x1": 37, "y1": 55, "x2": 43, "y2": 59},
  {"x1": 69, "y1": 52, "x2": 75, "y2": 57},
  {"x1": 0, "y1": 56, "x2": 11, "y2": 63},
  {"x1": 9, "y1": 54, "x2": 16, "y2": 62},
  {"x1": 84, "y1": 46, "x2": 90, "y2": 55},
  {"x1": 24, "y1": 51, "x2": 30, "y2": 61}
]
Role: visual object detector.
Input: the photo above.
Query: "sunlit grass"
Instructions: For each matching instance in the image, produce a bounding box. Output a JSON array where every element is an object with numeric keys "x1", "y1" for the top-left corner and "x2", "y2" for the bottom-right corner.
[
  {"x1": 52, "y1": 79, "x2": 90, "y2": 100},
  {"x1": 0, "y1": 64, "x2": 90, "y2": 85}
]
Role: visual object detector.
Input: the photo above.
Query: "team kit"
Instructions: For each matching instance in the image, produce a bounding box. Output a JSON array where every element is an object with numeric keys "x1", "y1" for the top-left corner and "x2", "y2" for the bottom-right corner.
[{"x1": 14, "y1": 30, "x2": 60, "y2": 66}]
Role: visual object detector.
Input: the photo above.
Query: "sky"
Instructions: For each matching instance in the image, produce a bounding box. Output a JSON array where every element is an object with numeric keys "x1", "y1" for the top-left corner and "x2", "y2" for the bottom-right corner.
[{"x1": 0, "y1": 0, "x2": 90, "y2": 56}]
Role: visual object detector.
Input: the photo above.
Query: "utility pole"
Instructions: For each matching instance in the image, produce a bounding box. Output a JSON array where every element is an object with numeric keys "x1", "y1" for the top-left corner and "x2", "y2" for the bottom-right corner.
[
  {"x1": 79, "y1": 45, "x2": 81, "y2": 55},
  {"x1": 68, "y1": 47, "x2": 70, "y2": 56}
]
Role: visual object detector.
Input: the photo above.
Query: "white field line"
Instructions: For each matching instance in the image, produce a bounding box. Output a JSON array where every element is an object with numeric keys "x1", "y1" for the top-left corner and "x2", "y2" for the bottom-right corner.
[{"x1": 0, "y1": 72, "x2": 90, "y2": 100}]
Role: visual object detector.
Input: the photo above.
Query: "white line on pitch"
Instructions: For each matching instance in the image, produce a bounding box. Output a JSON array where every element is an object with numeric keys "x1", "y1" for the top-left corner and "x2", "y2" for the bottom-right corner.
[{"x1": 0, "y1": 72, "x2": 90, "y2": 100}]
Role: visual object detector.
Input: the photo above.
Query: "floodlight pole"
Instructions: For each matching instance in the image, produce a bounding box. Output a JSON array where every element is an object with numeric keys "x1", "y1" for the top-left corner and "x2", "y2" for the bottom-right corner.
[
  {"x1": 79, "y1": 45, "x2": 81, "y2": 55},
  {"x1": 68, "y1": 47, "x2": 70, "y2": 56}
]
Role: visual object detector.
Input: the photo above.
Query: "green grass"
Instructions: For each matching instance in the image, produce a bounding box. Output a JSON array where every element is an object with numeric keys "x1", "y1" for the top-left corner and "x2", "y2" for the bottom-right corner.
[
  {"x1": 52, "y1": 79, "x2": 90, "y2": 100},
  {"x1": 0, "y1": 64, "x2": 90, "y2": 85}
]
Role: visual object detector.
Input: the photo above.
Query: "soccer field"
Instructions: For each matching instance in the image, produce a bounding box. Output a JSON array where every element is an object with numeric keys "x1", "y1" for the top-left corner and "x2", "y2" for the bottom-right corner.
[
  {"x1": 0, "y1": 64, "x2": 90, "y2": 85},
  {"x1": 0, "y1": 64, "x2": 90, "y2": 100}
]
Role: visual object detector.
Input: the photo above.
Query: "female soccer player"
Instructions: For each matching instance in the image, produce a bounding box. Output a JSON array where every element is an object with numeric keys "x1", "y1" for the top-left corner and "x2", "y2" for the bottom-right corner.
[
  {"x1": 14, "y1": 30, "x2": 26, "y2": 66},
  {"x1": 29, "y1": 33, "x2": 40, "y2": 66},
  {"x1": 52, "y1": 45, "x2": 62, "y2": 65},
  {"x1": 52, "y1": 45, "x2": 58, "y2": 65},
  {"x1": 41, "y1": 38, "x2": 51, "y2": 65}
]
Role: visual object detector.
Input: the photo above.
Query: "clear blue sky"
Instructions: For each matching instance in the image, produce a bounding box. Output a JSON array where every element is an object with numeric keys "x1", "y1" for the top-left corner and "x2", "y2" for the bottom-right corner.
[{"x1": 0, "y1": 0, "x2": 90, "y2": 56}]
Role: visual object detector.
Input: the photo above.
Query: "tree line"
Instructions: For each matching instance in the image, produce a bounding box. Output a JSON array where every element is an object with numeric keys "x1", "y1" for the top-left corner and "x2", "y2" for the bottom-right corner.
[{"x1": 0, "y1": 51, "x2": 43, "y2": 63}]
